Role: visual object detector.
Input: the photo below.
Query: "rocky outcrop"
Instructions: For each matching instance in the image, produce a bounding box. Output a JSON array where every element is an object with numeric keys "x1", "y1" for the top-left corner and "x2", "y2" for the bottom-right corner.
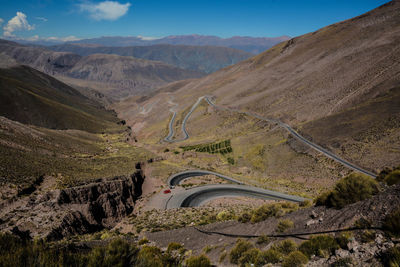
[
  {"x1": 0, "y1": 162, "x2": 145, "y2": 241},
  {"x1": 47, "y1": 163, "x2": 144, "y2": 240}
]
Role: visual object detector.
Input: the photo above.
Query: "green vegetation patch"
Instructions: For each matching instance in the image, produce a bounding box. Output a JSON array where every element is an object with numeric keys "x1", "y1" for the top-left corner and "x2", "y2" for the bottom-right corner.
[
  {"x1": 238, "y1": 202, "x2": 299, "y2": 223},
  {"x1": 384, "y1": 170, "x2": 400, "y2": 186},
  {"x1": 229, "y1": 239, "x2": 254, "y2": 264},
  {"x1": 282, "y1": 251, "x2": 308, "y2": 267},
  {"x1": 276, "y1": 219, "x2": 294, "y2": 233},
  {"x1": 299, "y1": 235, "x2": 339, "y2": 259},
  {"x1": 186, "y1": 254, "x2": 212, "y2": 267},
  {"x1": 0, "y1": 233, "x2": 189, "y2": 267},
  {"x1": 229, "y1": 238, "x2": 307, "y2": 267},
  {"x1": 377, "y1": 167, "x2": 400, "y2": 186},
  {"x1": 315, "y1": 173, "x2": 380, "y2": 209},
  {"x1": 180, "y1": 139, "x2": 233, "y2": 155}
]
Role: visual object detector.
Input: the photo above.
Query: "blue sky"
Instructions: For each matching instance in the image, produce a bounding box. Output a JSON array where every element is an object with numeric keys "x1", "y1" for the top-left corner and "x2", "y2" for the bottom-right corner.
[{"x1": 0, "y1": 0, "x2": 391, "y2": 42}]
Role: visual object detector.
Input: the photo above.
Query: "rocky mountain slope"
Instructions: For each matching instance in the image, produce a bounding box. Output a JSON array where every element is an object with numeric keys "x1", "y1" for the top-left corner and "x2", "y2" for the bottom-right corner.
[
  {"x1": 0, "y1": 40, "x2": 203, "y2": 100},
  {"x1": 61, "y1": 53, "x2": 203, "y2": 99},
  {"x1": 123, "y1": 0, "x2": 400, "y2": 172},
  {"x1": 66, "y1": 34, "x2": 290, "y2": 54},
  {"x1": 0, "y1": 163, "x2": 145, "y2": 240},
  {"x1": 49, "y1": 43, "x2": 253, "y2": 74}
]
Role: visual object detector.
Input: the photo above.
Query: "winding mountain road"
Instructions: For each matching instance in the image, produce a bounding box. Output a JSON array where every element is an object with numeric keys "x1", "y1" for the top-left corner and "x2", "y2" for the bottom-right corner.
[
  {"x1": 204, "y1": 96, "x2": 376, "y2": 177},
  {"x1": 168, "y1": 170, "x2": 243, "y2": 186},
  {"x1": 165, "y1": 183, "x2": 306, "y2": 209},
  {"x1": 164, "y1": 96, "x2": 205, "y2": 142},
  {"x1": 163, "y1": 95, "x2": 376, "y2": 177},
  {"x1": 159, "y1": 95, "x2": 376, "y2": 209}
]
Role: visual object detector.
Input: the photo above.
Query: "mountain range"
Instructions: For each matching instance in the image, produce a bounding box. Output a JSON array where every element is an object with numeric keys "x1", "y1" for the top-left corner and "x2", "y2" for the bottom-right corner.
[
  {"x1": 0, "y1": 40, "x2": 205, "y2": 100},
  {"x1": 48, "y1": 43, "x2": 253, "y2": 74}
]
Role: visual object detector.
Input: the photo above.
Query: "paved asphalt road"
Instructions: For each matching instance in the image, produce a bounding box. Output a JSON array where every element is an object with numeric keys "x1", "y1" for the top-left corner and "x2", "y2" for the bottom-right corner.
[
  {"x1": 167, "y1": 170, "x2": 243, "y2": 186},
  {"x1": 164, "y1": 96, "x2": 205, "y2": 142},
  {"x1": 166, "y1": 184, "x2": 306, "y2": 209}
]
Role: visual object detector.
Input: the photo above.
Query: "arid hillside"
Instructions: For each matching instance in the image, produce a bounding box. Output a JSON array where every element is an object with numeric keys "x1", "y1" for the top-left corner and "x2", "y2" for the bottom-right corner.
[
  {"x1": 0, "y1": 64, "x2": 120, "y2": 132},
  {"x1": 121, "y1": 0, "x2": 400, "y2": 172}
]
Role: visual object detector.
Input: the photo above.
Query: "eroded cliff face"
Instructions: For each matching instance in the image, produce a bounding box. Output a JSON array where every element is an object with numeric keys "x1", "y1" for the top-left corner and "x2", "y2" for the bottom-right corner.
[{"x1": 0, "y1": 162, "x2": 145, "y2": 240}]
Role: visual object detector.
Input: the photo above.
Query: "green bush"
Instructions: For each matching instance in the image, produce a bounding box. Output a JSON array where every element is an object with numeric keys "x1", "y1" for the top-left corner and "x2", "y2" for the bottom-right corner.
[
  {"x1": 276, "y1": 219, "x2": 294, "y2": 233},
  {"x1": 282, "y1": 251, "x2": 308, "y2": 267},
  {"x1": 138, "y1": 237, "x2": 149, "y2": 245},
  {"x1": 256, "y1": 235, "x2": 270, "y2": 245},
  {"x1": 229, "y1": 239, "x2": 254, "y2": 264},
  {"x1": 100, "y1": 238, "x2": 138, "y2": 267},
  {"x1": 360, "y1": 230, "x2": 375, "y2": 243},
  {"x1": 380, "y1": 247, "x2": 400, "y2": 267},
  {"x1": 165, "y1": 243, "x2": 187, "y2": 266},
  {"x1": 0, "y1": 234, "x2": 142, "y2": 267},
  {"x1": 216, "y1": 210, "x2": 235, "y2": 221},
  {"x1": 238, "y1": 248, "x2": 262, "y2": 267},
  {"x1": 299, "y1": 235, "x2": 339, "y2": 259},
  {"x1": 259, "y1": 248, "x2": 282, "y2": 264},
  {"x1": 136, "y1": 245, "x2": 165, "y2": 267},
  {"x1": 203, "y1": 245, "x2": 213, "y2": 253},
  {"x1": 335, "y1": 232, "x2": 353, "y2": 249},
  {"x1": 383, "y1": 208, "x2": 400, "y2": 237},
  {"x1": 238, "y1": 212, "x2": 251, "y2": 223},
  {"x1": 251, "y1": 203, "x2": 283, "y2": 223},
  {"x1": 273, "y1": 239, "x2": 297, "y2": 254},
  {"x1": 315, "y1": 191, "x2": 331, "y2": 206},
  {"x1": 384, "y1": 170, "x2": 400, "y2": 186},
  {"x1": 377, "y1": 167, "x2": 394, "y2": 182},
  {"x1": 299, "y1": 199, "x2": 312, "y2": 208},
  {"x1": 186, "y1": 254, "x2": 211, "y2": 267},
  {"x1": 219, "y1": 251, "x2": 227, "y2": 263},
  {"x1": 238, "y1": 203, "x2": 298, "y2": 224},
  {"x1": 166, "y1": 242, "x2": 185, "y2": 253},
  {"x1": 315, "y1": 173, "x2": 380, "y2": 208}
]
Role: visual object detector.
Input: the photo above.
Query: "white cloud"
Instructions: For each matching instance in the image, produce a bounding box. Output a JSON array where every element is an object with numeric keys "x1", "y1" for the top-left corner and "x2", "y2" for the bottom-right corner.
[
  {"x1": 0, "y1": 18, "x2": 3, "y2": 26},
  {"x1": 79, "y1": 1, "x2": 131, "y2": 21},
  {"x1": 35, "y1": 17, "x2": 48, "y2": 22},
  {"x1": 3, "y1": 12, "x2": 34, "y2": 37}
]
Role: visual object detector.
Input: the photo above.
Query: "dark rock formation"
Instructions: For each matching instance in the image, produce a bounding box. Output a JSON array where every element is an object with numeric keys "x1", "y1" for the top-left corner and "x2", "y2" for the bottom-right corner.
[{"x1": 45, "y1": 163, "x2": 145, "y2": 240}]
